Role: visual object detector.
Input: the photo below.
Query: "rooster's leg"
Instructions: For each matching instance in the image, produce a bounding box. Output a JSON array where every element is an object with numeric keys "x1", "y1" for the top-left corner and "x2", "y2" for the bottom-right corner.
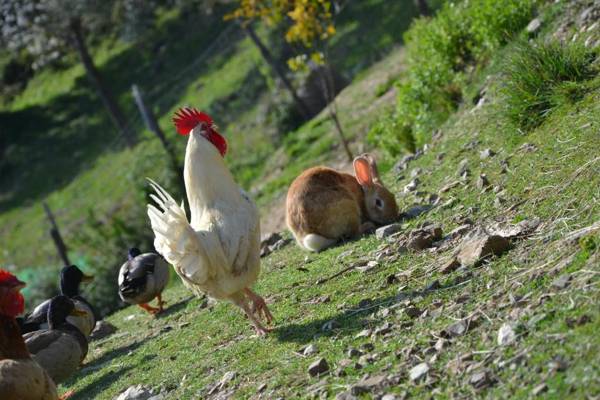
[
  {"x1": 157, "y1": 293, "x2": 165, "y2": 312},
  {"x1": 234, "y1": 296, "x2": 272, "y2": 336},
  {"x1": 139, "y1": 303, "x2": 160, "y2": 314},
  {"x1": 244, "y1": 288, "x2": 273, "y2": 325},
  {"x1": 59, "y1": 390, "x2": 74, "y2": 400}
]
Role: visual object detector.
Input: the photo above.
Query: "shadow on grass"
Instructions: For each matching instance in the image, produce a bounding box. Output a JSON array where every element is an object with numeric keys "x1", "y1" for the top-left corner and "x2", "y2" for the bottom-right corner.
[
  {"x1": 274, "y1": 278, "x2": 463, "y2": 344},
  {"x1": 156, "y1": 294, "x2": 195, "y2": 319}
]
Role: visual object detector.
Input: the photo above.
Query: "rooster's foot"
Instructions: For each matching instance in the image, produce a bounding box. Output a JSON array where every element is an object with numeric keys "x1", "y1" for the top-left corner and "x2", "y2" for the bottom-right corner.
[{"x1": 244, "y1": 288, "x2": 273, "y2": 325}]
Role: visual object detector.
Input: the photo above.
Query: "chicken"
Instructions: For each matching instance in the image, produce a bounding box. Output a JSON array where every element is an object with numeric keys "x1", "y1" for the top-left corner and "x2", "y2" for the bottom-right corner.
[
  {"x1": 147, "y1": 108, "x2": 273, "y2": 335},
  {"x1": 0, "y1": 270, "x2": 60, "y2": 400}
]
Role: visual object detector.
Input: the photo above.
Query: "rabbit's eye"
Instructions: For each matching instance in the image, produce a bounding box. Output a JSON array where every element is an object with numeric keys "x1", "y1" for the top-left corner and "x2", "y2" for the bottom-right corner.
[{"x1": 375, "y1": 198, "x2": 384, "y2": 208}]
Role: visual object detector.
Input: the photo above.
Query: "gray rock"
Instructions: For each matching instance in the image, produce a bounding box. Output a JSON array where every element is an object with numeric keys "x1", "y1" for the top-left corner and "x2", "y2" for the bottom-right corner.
[
  {"x1": 374, "y1": 322, "x2": 392, "y2": 336},
  {"x1": 90, "y1": 320, "x2": 117, "y2": 341},
  {"x1": 439, "y1": 180, "x2": 461, "y2": 193},
  {"x1": 376, "y1": 223, "x2": 403, "y2": 239},
  {"x1": 457, "y1": 231, "x2": 510, "y2": 266},
  {"x1": 476, "y1": 174, "x2": 490, "y2": 189},
  {"x1": 350, "y1": 374, "x2": 387, "y2": 395},
  {"x1": 440, "y1": 258, "x2": 461, "y2": 274},
  {"x1": 469, "y1": 370, "x2": 491, "y2": 389},
  {"x1": 434, "y1": 338, "x2": 446, "y2": 352},
  {"x1": 218, "y1": 371, "x2": 237, "y2": 390},
  {"x1": 257, "y1": 383, "x2": 268, "y2": 393},
  {"x1": 526, "y1": 18, "x2": 542, "y2": 34},
  {"x1": 308, "y1": 358, "x2": 329, "y2": 376},
  {"x1": 497, "y1": 323, "x2": 516, "y2": 346},
  {"x1": 457, "y1": 159, "x2": 470, "y2": 177},
  {"x1": 552, "y1": 274, "x2": 571, "y2": 290},
  {"x1": 335, "y1": 391, "x2": 357, "y2": 400},
  {"x1": 448, "y1": 224, "x2": 472, "y2": 239},
  {"x1": 303, "y1": 344, "x2": 318, "y2": 356},
  {"x1": 486, "y1": 218, "x2": 540, "y2": 239},
  {"x1": 532, "y1": 383, "x2": 548, "y2": 396},
  {"x1": 410, "y1": 168, "x2": 423, "y2": 178},
  {"x1": 322, "y1": 320, "x2": 340, "y2": 331},
  {"x1": 114, "y1": 385, "x2": 153, "y2": 400},
  {"x1": 405, "y1": 307, "x2": 422, "y2": 319},
  {"x1": 409, "y1": 362, "x2": 429, "y2": 381},
  {"x1": 424, "y1": 279, "x2": 441, "y2": 291},
  {"x1": 404, "y1": 179, "x2": 419, "y2": 193},
  {"x1": 347, "y1": 348, "x2": 362, "y2": 358},
  {"x1": 519, "y1": 142, "x2": 538, "y2": 152},
  {"x1": 393, "y1": 154, "x2": 416, "y2": 173},
  {"x1": 479, "y1": 148, "x2": 496, "y2": 159},
  {"x1": 401, "y1": 204, "x2": 432, "y2": 219},
  {"x1": 444, "y1": 320, "x2": 468, "y2": 337}
]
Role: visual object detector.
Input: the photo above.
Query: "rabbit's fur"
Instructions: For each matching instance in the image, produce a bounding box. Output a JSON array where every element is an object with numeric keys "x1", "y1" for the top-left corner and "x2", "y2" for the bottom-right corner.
[{"x1": 286, "y1": 154, "x2": 398, "y2": 252}]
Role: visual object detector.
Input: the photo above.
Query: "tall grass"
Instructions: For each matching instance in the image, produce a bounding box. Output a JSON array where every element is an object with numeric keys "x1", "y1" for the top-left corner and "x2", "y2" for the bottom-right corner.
[
  {"x1": 501, "y1": 41, "x2": 598, "y2": 131},
  {"x1": 369, "y1": 0, "x2": 538, "y2": 155}
]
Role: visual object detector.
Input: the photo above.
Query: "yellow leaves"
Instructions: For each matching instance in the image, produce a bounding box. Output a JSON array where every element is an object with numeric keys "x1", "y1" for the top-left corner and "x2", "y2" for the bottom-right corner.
[
  {"x1": 287, "y1": 52, "x2": 324, "y2": 71},
  {"x1": 228, "y1": 0, "x2": 337, "y2": 46}
]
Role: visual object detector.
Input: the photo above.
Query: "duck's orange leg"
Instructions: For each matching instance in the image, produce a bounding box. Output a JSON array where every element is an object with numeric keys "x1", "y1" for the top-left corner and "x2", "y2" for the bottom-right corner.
[
  {"x1": 157, "y1": 293, "x2": 165, "y2": 313},
  {"x1": 139, "y1": 303, "x2": 160, "y2": 314},
  {"x1": 59, "y1": 390, "x2": 74, "y2": 399}
]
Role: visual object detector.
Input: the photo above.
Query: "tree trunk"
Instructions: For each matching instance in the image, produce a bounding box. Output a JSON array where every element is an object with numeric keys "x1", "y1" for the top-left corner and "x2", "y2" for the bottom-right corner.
[
  {"x1": 242, "y1": 24, "x2": 311, "y2": 119},
  {"x1": 414, "y1": 0, "x2": 431, "y2": 16},
  {"x1": 69, "y1": 18, "x2": 136, "y2": 148},
  {"x1": 317, "y1": 65, "x2": 353, "y2": 162},
  {"x1": 131, "y1": 84, "x2": 185, "y2": 197}
]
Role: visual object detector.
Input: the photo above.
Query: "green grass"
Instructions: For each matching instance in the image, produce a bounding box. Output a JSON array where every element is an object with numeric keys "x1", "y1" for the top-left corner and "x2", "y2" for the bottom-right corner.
[
  {"x1": 369, "y1": 0, "x2": 539, "y2": 155},
  {"x1": 54, "y1": 0, "x2": 600, "y2": 396},
  {"x1": 61, "y1": 56, "x2": 600, "y2": 398},
  {"x1": 501, "y1": 40, "x2": 599, "y2": 131},
  {"x1": 3, "y1": 0, "x2": 600, "y2": 397}
]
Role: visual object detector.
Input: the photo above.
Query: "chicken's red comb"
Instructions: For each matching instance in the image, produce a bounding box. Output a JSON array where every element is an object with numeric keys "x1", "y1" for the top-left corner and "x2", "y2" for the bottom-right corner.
[
  {"x1": 173, "y1": 107, "x2": 214, "y2": 135},
  {"x1": 0, "y1": 269, "x2": 25, "y2": 287}
]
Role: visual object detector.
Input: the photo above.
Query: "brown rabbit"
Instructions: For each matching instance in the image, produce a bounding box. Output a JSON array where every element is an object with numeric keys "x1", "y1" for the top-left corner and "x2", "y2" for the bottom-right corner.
[{"x1": 286, "y1": 154, "x2": 399, "y2": 252}]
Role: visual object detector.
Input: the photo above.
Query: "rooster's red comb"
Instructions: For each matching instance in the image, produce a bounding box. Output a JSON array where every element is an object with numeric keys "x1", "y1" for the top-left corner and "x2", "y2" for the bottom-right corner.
[
  {"x1": 173, "y1": 107, "x2": 213, "y2": 135},
  {"x1": 0, "y1": 269, "x2": 25, "y2": 288}
]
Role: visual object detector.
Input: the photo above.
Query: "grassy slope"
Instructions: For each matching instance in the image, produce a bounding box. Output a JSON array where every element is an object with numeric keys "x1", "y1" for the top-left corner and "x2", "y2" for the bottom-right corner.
[
  {"x1": 61, "y1": 6, "x2": 600, "y2": 400},
  {"x1": 0, "y1": 0, "x2": 417, "y2": 272}
]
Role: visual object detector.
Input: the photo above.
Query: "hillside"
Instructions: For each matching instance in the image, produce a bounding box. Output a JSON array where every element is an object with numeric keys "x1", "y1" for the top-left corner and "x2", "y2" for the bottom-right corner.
[
  {"x1": 51, "y1": 0, "x2": 600, "y2": 399},
  {"x1": 1, "y1": 0, "x2": 599, "y2": 398},
  {"x1": 0, "y1": 0, "x2": 418, "y2": 313}
]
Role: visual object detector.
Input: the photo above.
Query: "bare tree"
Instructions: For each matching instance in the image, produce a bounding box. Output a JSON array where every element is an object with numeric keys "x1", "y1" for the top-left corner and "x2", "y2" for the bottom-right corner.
[
  {"x1": 0, "y1": 0, "x2": 150, "y2": 147},
  {"x1": 414, "y1": 0, "x2": 431, "y2": 16},
  {"x1": 242, "y1": 24, "x2": 311, "y2": 119}
]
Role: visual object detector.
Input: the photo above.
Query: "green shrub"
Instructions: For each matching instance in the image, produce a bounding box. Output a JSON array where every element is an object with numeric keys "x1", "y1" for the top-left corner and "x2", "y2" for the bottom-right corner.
[
  {"x1": 501, "y1": 41, "x2": 597, "y2": 131},
  {"x1": 370, "y1": 0, "x2": 537, "y2": 156}
]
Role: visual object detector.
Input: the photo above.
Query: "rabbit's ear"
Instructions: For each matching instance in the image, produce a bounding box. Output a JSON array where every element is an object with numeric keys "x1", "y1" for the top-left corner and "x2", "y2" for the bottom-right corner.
[
  {"x1": 354, "y1": 156, "x2": 374, "y2": 187},
  {"x1": 363, "y1": 153, "x2": 382, "y2": 184}
]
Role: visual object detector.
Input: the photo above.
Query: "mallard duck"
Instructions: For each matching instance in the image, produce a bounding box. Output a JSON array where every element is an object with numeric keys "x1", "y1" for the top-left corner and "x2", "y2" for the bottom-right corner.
[
  {"x1": 23, "y1": 295, "x2": 89, "y2": 384},
  {"x1": 0, "y1": 269, "x2": 59, "y2": 400},
  {"x1": 20, "y1": 265, "x2": 97, "y2": 337},
  {"x1": 118, "y1": 248, "x2": 170, "y2": 314}
]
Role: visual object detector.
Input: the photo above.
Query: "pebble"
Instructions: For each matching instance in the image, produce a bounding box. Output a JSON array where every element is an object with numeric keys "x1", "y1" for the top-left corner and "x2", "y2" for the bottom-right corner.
[
  {"x1": 308, "y1": 358, "x2": 329, "y2": 377},
  {"x1": 497, "y1": 323, "x2": 516, "y2": 346},
  {"x1": 409, "y1": 362, "x2": 429, "y2": 381}
]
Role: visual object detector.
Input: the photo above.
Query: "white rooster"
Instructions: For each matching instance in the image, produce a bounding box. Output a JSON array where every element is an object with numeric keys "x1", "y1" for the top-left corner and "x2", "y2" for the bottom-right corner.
[{"x1": 147, "y1": 108, "x2": 273, "y2": 335}]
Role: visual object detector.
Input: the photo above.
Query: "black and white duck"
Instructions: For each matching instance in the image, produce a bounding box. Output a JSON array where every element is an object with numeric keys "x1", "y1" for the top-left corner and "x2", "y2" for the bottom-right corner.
[
  {"x1": 23, "y1": 295, "x2": 89, "y2": 384},
  {"x1": 118, "y1": 248, "x2": 170, "y2": 314},
  {"x1": 20, "y1": 265, "x2": 97, "y2": 337}
]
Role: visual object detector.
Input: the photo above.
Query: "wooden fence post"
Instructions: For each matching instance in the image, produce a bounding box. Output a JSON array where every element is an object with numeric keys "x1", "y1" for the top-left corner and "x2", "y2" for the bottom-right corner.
[
  {"x1": 131, "y1": 84, "x2": 186, "y2": 200},
  {"x1": 43, "y1": 202, "x2": 70, "y2": 267}
]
